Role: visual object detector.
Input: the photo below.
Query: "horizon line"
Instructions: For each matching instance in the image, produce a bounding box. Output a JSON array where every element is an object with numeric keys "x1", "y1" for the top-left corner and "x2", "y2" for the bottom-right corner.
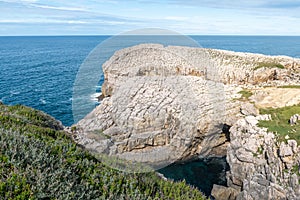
[{"x1": 1, "y1": 34, "x2": 300, "y2": 37}]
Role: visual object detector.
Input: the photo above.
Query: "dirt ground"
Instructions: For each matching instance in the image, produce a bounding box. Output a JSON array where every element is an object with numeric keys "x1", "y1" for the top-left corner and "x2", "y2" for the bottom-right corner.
[{"x1": 250, "y1": 87, "x2": 300, "y2": 108}]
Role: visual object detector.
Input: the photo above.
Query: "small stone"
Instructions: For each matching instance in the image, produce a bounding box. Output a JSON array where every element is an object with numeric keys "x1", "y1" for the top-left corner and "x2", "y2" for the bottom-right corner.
[
  {"x1": 245, "y1": 116, "x2": 259, "y2": 127},
  {"x1": 285, "y1": 135, "x2": 290, "y2": 140},
  {"x1": 256, "y1": 114, "x2": 272, "y2": 121},
  {"x1": 279, "y1": 142, "x2": 293, "y2": 157},
  {"x1": 287, "y1": 140, "x2": 298, "y2": 154},
  {"x1": 289, "y1": 114, "x2": 300, "y2": 125}
]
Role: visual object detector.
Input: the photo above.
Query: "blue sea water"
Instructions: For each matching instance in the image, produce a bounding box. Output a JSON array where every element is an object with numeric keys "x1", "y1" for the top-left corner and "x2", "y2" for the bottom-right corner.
[
  {"x1": 1, "y1": 35, "x2": 300, "y2": 196},
  {"x1": 0, "y1": 36, "x2": 300, "y2": 126}
]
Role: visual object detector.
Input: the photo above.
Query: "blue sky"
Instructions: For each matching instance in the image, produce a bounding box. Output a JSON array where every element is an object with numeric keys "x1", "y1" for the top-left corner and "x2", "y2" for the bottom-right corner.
[{"x1": 0, "y1": 0, "x2": 300, "y2": 35}]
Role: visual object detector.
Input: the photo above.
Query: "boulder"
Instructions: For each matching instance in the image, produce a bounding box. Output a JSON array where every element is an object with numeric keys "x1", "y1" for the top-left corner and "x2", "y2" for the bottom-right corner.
[
  {"x1": 240, "y1": 103, "x2": 258, "y2": 116},
  {"x1": 211, "y1": 184, "x2": 239, "y2": 200},
  {"x1": 289, "y1": 114, "x2": 300, "y2": 125}
]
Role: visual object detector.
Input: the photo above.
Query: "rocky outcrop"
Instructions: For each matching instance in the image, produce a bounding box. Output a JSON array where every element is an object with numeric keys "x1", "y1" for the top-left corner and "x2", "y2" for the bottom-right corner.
[
  {"x1": 290, "y1": 114, "x2": 300, "y2": 125},
  {"x1": 75, "y1": 44, "x2": 227, "y2": 168},
  {"x1": 204, "y1": 49, "x2": 300, "y2": 85},
  {"x1": 73, "y1": 44, "x2": 300, "y2": 198},
  {"x1": 211, "y1": 184, "x2": 239, "y2": 200},
  {"x1": 226, "y1": 115, "x2": 300, "y2": 200}
]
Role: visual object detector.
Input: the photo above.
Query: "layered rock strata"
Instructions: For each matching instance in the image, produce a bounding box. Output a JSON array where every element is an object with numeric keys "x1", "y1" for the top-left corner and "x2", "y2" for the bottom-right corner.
[
  {"x1": 72, "y1": 44, "x2": 300, "y2": 199},
  {"x1": 224, "y1": 115, "x2": 300, "y2": 200}
]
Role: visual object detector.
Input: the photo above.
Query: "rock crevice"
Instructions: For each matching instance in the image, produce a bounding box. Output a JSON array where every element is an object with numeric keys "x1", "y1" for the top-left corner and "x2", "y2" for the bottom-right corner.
[{"x1": 72, "y1": 44, "x2": 300, "y2": 199}]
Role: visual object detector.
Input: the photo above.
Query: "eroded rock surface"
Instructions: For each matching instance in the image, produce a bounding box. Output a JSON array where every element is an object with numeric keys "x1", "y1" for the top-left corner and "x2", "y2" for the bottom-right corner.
[
  {"x1": 227, "y1": 116, "x2": 300, "y2": 200},
  {"x1": 72, "y1": 44, "x2": 300, "y2": 198},
  {"x1": 75, "y1": 44, "x2": 227, "y2": 167}
]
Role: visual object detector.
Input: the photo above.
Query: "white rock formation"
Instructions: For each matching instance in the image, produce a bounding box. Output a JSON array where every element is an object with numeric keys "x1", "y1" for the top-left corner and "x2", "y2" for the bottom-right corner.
[
  {"x1": 71, "y1": 44, "x2": 300, "y2": 198},
  {"x1": 227, "y1": 116, "x2": 300, "y2": 200},
  {"x1": 76, "y1": 44, "x2": 227, "y2": 168}
]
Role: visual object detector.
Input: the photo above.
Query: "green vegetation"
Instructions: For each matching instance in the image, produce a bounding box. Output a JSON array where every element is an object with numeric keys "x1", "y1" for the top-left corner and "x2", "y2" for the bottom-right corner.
[
  {"x1": 238, "y1": 89, "x2": 253, "y2": 101},
  {"x1": 291, "y1": 165, "x2": 300, "y2": 176},
  {"x1": 278, "y1": 85, "x2": 300, "y2": 89},
  {"x1": 252, "y1": 152, "x2": 258, "y2": 157},
  {"x1": 252, "y1": 145, "x2": 264, "y2": 157},
  {"x1": 257, "y1": 145, "x2": 264, "y2": 155},
  {"x1": 253, "y1": 62, "x2": 285, "y2": 70},
  {"x1": 0, "y1": 103, "x2": 207, "y2": 200},
  {"x1": 258, "y1": 104, "x2": 300, "y2": 143},
  {"x1": 291, "y1": 165, "x2": 300, "y2": 184}
]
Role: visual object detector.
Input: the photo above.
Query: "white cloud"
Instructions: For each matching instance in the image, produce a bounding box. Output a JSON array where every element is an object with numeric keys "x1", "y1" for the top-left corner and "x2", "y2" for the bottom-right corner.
[
  {"x1": 0, "y1": 0, "x2": 38, "y2": 3},
  {"x1": 1, "y1": 0, "x2": 300, "y2": 35},
  {"x1": 0, "y1": 19, "x2": 87, "y2": 24},
  {"x1": 30, "y1": 4, "x2": 87, "y2": 11},
  {"x1": 164, "y1": 16, "x2": 189, "y2": 21}
]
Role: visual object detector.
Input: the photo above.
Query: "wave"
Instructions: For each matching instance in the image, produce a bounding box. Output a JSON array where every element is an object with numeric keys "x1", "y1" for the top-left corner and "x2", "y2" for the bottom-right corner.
[
  {"x1": 90, "y1": 93, "x2": 101, "y2": 102},
  {"x1": 39, "y1": 98, "x2": 47, "y2": 104},
  {"x1": 10, "y1": 91, "x2": 20, "y2": 97}
]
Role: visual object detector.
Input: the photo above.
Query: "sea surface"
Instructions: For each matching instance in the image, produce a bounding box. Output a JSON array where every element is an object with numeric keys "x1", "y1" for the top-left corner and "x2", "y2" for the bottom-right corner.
[
  {"x1": 1, "y1": 35, "x2": 299, "y2": 126},
  {"x1": 1, "y1": 35, "x2": 300, "y2": 196}
]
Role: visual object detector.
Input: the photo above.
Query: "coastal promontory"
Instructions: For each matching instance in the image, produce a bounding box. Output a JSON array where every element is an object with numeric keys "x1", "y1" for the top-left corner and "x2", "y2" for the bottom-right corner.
[{"x1": 73, "y1": 44, "x2": 300, "y2": 199}]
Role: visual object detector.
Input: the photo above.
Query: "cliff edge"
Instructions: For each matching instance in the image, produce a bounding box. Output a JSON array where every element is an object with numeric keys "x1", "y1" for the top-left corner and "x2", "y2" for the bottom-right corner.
[{"x1": 73, "y1": 44, "x2": 300, "y2": 199}]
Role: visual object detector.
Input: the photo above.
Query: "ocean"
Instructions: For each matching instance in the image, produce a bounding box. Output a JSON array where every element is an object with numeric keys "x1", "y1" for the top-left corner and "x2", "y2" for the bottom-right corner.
[
  {"x1": 1, "y1": 35, "x2": 300, "y2": 196},
  {"x1": 1, "y1": 35, "x2": 299, "y2": 126}
]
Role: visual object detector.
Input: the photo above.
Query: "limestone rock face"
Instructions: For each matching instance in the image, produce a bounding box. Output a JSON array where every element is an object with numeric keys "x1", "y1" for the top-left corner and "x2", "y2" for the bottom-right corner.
[
  {"x1": 75, "y1": 44, "x2": 227, "y2": 168},
  {"x1": 227, "y1": 116, "x2": 300, "y2": 200},
  {"x1": 211, "y1": 184, "x2": 239, "y2": 200},
  {"x1": 204, "y1": 49, "x2": 300, "y2": 85},
  {"x1": 72, "y1": 44, "x2": 300, "y2": 197}
]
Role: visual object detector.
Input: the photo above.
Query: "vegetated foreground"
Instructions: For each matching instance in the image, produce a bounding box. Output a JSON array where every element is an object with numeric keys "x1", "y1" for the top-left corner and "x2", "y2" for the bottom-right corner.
[{"x1": 0, "y1": 102, "x2": 207, "y2": 200}]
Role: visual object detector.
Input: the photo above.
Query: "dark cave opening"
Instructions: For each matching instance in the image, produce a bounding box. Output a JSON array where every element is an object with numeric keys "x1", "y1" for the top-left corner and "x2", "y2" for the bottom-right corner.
[{"x1": 157, "y1": 156, "x2": 230, "y2": 197}]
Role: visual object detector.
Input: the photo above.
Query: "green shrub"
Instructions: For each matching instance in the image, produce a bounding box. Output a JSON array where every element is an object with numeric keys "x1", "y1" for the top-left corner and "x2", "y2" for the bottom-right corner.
[
  {"x1": 0, "y1": 104, "x2": 207, "y2": 200},
  {"x1": 277, "y1": 85, "x2": 300, "y2": 89},
  {"x1": 238, "y1": 89, "x2": 253, "y2": 100},
  {"x1": 254, "y1": 62, "x2": 284, "y2": 70}
]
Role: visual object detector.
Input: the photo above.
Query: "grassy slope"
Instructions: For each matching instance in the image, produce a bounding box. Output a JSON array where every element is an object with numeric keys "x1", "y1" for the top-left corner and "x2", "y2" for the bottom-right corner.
[
  {"x1": 258, "y1": 104, "x2": 300, "y2": 143},
  {"x1": 0, "y1": 103, "x2": 207, "y2": 200}
]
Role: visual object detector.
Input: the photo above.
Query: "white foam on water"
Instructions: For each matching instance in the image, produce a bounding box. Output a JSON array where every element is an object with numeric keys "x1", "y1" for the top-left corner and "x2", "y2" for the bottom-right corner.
[
  {"x1": 10, "y1": 91, "x2": 20, "y2": 97},
  {"x1": 10, "y1": 91, "x2": 20, "y2": 95},
  {"x1": 40, "y1": 98, "x2": 47, "y2": 104},
  {"x1": 90, "y1": 92, "x2": 101, "y2": 102}
]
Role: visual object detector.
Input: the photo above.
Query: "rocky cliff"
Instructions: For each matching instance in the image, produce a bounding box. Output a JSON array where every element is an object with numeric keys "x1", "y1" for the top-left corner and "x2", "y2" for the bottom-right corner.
[
  {"x1": 73, "y1": 44, "x2": 300, "y2": 199},
  {"x1": 224, "y1": 115, "x2": 300, "y2": 200},
  {"x1": 75, "y1": 44, "x2": 227, "y2": 168}
]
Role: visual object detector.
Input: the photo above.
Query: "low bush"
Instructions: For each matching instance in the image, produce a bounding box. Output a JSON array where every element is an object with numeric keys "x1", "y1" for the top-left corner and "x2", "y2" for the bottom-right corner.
[
  {"x1": 253, "y1": 62, "x2": 284, "y2": 70},
  {"x1": 0, "y1": 104, "x2": 207, "y2": 200}
]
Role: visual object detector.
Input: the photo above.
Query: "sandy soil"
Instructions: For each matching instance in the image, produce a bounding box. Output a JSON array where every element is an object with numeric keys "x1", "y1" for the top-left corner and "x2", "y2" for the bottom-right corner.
[{"x1": 250, "y1": 87, "x2": 300, "y2": 108}]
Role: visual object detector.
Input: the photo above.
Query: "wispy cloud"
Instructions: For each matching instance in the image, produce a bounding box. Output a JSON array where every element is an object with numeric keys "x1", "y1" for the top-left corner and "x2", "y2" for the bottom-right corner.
[
  {"x1": 0, "y1": 0, "x2": 38, "y2": 2},
  {"x1": 140, "y1": 0, "x2": 300, "y2": 9},
  {"x1": 0, "y1": 0, "x2": 300, "y2": 35},
  {"x1": 0, "y1": 19, "x2": 89, "y2": 24},
  {"x1": 30, "y1": 4, "x2": 87, "y2": 11},
  {"x1": 164, "y1": 16, "x2": 188, "y2": 21}
]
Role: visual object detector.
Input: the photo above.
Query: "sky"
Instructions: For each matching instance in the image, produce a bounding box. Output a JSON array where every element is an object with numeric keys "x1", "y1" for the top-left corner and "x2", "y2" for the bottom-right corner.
[{"x1": 0, "y1": 0, "x2": 300, "y2": 35}]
